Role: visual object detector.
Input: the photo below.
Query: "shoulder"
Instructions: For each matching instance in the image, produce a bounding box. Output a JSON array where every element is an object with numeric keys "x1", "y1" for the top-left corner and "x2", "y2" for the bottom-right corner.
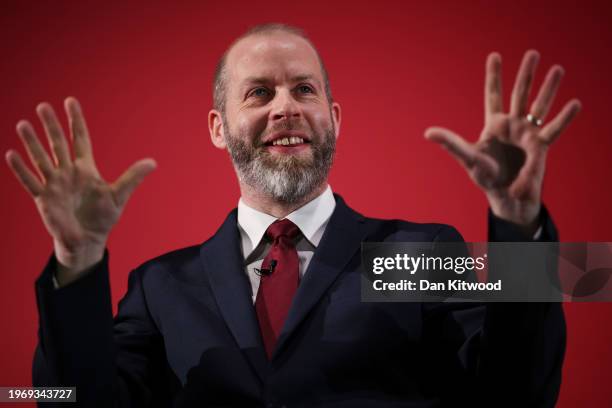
[
  {"x1": 140, "y1": 244, "x2": 202, "y2": 269},
  {"x1": 130, "y1": 244, "x2": 206, "y2": 285},
  {"x1": 359, "y1": 213, "x2": 464, "y2": 243},
  {"x1": 335, "y1": 194, "x2": 464, "y2": 243},
  {"x1": 129, "y1": 208, "x2": 240, "y2": 285}
]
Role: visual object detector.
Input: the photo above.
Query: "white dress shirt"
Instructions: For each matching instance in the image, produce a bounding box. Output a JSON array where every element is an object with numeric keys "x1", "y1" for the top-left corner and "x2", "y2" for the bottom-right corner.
[{"x1": 237, "y1": 185, "x2": 336, "y2": 303}]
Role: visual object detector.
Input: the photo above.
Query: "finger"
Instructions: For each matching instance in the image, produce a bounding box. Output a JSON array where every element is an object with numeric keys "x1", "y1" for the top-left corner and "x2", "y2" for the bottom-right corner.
[
  {"x1": 529, "y1": 65, "x2": 564, "y2": 122},
  {"x1": 16, "y1": 120, "x2": 55, "y2": 181},
  {"x1": 508, "y1": 151, "x2": 543, "y2": 199},
  {"x1": 510, "y1": 50, "x2": 540, "y2": 117},
  {"x1": 485, "y1": 52, "x2": 503, "y2": 120},
  {"x1": 64, "y1": 97, "x2": 94, "y2": 163},
  {"x1": 5, "y1": 150, "x2": 44, "y2": 196},
  {"x1": 36, "y1": 102, "x2": 72, "y2": 168},
  {"x1": 111, "y1": 158, "x2": 157, "y2": 207},
  {"x1": 539, "y1": 99, "x2": 582, "y2": 144},
  {"x1": 425, "y1": 127, "x2": 498, "y2": 176}
]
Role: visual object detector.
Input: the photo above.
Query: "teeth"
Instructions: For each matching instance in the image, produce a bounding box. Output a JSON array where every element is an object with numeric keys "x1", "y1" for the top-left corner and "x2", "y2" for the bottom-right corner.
[{"x1": 272, "y1": 136, "x2": 305, "y2": 146}]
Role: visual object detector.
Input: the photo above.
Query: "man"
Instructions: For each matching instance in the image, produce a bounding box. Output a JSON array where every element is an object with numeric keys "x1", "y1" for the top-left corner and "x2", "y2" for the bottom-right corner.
[{"x1": 6, "y1": 23, "x2": 580, "y2": 407}]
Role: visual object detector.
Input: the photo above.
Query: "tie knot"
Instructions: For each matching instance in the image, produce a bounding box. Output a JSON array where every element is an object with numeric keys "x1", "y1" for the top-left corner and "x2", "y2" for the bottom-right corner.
[{"x1": 266, "y1": 219, "x2": 300, "y2": 242}]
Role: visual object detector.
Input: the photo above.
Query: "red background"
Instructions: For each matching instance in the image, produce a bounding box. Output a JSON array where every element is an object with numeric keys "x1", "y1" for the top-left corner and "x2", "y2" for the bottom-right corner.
[{"x1": 1, "y1": 1, "x2": 611, "y2": 406}]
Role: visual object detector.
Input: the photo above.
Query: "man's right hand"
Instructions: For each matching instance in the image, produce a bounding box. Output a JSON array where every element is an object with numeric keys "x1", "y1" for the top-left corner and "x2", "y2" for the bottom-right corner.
[{"x1": 5, "y1": 97, "x2": 156, "y2": 286}]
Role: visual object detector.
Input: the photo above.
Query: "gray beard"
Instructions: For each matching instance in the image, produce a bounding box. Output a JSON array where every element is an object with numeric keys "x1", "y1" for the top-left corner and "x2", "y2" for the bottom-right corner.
[{"x1": 224, "y1": 121, "x2": 336, "y2": 204}]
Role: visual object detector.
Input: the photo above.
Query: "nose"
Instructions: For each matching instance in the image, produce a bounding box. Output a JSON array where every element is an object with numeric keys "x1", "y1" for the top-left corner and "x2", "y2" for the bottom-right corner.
[{"x1": 270, "y1": 88, "x2": 301, "y2": 121}]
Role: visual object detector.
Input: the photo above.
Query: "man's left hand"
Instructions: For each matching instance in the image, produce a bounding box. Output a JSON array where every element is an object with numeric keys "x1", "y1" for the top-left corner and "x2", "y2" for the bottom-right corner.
[{"x1": 425, "y1": 50, "x2": 581, "y2": 235}]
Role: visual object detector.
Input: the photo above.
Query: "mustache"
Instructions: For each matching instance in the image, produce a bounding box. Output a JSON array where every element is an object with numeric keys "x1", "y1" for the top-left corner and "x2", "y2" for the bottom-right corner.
[{"x1": 256, "y1": 120, "x2": 311, "y2": 147}]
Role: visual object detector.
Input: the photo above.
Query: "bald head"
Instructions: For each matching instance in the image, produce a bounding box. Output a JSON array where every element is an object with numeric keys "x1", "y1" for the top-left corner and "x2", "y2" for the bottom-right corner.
[{"x1": 213, "y1": 23, "x2": 333, "y2": 114}]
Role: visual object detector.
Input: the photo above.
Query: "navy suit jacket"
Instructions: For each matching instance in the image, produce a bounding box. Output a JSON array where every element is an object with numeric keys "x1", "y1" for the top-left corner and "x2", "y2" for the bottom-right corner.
[{"x1": 33, "y1": 195, "x2": 565, "y2": 407}]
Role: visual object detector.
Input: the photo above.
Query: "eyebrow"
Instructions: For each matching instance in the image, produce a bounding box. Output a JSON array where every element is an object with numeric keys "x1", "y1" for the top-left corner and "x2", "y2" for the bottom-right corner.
[
  {"x1": 292, "y1": 74, "x2": 320, "y2": 85},
  {"x1": 241, "y1": 74, "x2": 321, "y2": 88}
]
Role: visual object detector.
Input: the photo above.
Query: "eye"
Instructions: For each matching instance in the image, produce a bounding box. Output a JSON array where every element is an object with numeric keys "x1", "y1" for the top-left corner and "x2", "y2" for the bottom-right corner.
[
  {"x1": 297, "y1": 84, "x2": 314, "y2": 94},
  {"x1": 249, "y1": 87, "x2": 271, "y2": 98}
]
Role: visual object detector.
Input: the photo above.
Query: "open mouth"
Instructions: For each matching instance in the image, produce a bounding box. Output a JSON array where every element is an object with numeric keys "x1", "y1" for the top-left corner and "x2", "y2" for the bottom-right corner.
[{"x1": 265, "y1": 136, "x2": 310, "y2": 147}]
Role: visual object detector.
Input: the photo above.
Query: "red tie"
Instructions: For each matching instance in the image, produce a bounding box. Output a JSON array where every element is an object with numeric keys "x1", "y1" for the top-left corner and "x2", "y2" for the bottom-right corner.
[{"x1": 255, "y1": 219, "x2": 300, "y2": 359}]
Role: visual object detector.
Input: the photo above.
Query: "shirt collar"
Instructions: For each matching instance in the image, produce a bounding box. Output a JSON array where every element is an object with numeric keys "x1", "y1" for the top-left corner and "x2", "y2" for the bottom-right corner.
[{"x1": 237, "y1": 185, "x2": 336, "y2": 254}]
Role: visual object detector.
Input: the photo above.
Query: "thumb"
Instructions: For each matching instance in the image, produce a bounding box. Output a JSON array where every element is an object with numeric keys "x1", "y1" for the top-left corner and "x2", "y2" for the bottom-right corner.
[
  {"x1": 425, "y1": 127, "x2": 499, "y2": 187},
  {"x1": 425, "y1": 127, "x2": 476, "y2": 168},
  {"x1": 508, "y1": 152, "x2": 541, "y2": 200},
  {"x1": 112, "y1": 158, "x2": 157, "y2": 207}
]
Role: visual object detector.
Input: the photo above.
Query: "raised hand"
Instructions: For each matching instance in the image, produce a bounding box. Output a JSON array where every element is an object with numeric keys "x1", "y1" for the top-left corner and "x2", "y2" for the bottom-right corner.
[
  {"x1": 425, "y1": 50, "x2": 581, "y2": 233},
  {"x1": 5, "y1": 97, "x2": 156, "y2": 284}
]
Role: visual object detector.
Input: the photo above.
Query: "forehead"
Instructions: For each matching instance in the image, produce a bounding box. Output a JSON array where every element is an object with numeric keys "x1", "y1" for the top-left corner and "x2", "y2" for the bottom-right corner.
[{"x1": 225, "y1": 32, "x2": 323, "y2": 87}]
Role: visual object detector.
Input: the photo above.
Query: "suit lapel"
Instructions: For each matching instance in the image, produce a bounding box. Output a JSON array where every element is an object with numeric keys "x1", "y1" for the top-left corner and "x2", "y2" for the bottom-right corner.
[
  {"x1": 201, "y1": 197, "x2": 369, "y2": 369},
  {"x1": 273, "y1": 195, "x2": 368, "y2": 359},
  {"x1": 200, "y1": 210, "x2": 268, "y2": 382}
]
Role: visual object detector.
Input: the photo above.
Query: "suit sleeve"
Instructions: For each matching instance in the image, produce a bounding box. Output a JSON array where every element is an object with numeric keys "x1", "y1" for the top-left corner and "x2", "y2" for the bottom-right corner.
[
  {"x1": 421, "y1": 205, "x2": 566, "y2": 407},
  {"x1": 32, "y1": 252, "x2": 178, "y2": 407}
]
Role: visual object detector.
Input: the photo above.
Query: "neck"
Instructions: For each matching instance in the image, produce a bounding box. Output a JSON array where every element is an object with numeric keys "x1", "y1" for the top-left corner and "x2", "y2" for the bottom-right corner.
[{"x1": 239, "y1": 182, "x2": 328, "y2": 218}]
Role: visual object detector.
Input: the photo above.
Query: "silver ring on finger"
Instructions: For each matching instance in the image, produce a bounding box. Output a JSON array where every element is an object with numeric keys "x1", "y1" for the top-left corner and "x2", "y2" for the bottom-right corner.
[{"x1": 526, "y1": 113, "x2": 543, "y2": 127}]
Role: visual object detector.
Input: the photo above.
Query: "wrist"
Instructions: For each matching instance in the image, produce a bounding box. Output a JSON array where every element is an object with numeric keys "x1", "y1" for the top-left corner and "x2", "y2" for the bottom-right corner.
[
  {"x1": 54, "y1": 239, "x2": 106, "y2": 285},
  {"x1": 488, "y1": 203, "x2": 541, "y2": 238},
  {"x1": 486, "y1": 192, "x2": 541, "y2": 234}
]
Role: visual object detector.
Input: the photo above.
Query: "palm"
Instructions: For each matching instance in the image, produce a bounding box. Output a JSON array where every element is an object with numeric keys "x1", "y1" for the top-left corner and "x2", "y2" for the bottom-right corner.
[
  {"x1": 33, "y1": 160, "x2": 119, "y2": 249},
  {"x1": 426, "y1": 50, "x2": 581, "y2": 226},
  {"x1": 475, "y1": 113, "x2": 545, "y2": 198}
]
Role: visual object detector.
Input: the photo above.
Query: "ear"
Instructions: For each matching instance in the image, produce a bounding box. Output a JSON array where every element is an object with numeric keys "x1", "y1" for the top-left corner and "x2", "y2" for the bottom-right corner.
[
  {"x1": 331, "y1": 101, "x2": 341, "y2": 140},
  {"x1": 208, "y1": 109, "x2": 226, "y2": 149}
]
